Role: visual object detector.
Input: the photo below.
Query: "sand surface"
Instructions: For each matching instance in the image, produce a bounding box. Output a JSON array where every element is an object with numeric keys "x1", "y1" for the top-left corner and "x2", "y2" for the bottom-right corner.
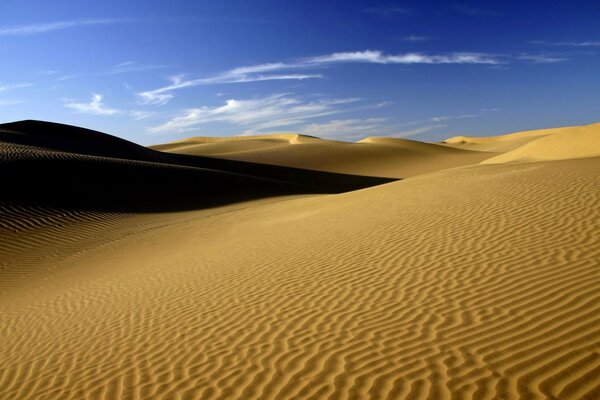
[{"x1": 1, "y1": 121, "x2": 599, "y2": 399}]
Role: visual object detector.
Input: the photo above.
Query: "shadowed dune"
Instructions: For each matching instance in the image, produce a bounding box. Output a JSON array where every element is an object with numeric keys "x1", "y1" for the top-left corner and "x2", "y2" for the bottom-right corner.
[
  {"x1": 1, "y1": 120, "x2": 599, "y2": 400},
  {"x1": 0, "y1": 121, "x2": 395, "y2": 212}
]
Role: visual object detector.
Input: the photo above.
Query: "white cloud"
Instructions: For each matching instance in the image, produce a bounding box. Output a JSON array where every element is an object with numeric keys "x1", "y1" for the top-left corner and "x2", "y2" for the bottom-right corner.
[
  {"x1": 57, "y1": 61, "x2": 166, "y2": 81},
  {"x1": 137, "y1": 70, "x2": 321, "y2": 105},
  {"x1": 301, "y1": 118, "x2": 390, "y2": 140},
  {"x1": 531, "y1": 40, "x2": 600, "y2": 47},
  {"x1": 398, "y1": 113, "x2": 478, "y2": 127},
  {"x1": 108, "y1": 61, "x2": 166, "y2": 74},
  {"x1": 392, "y1": 125, "x2": 446, "y2": 138},
  {"x1": 429, "y1": 114, "x2": 476, "y2": 122},
  {"x1": 139, "y1": 50, "x2": 501, "y2": 105},
  {"x1": 130, "y1": 110, "x2": 157, "y2": 120},
  {"x1": 0, "y1": 82, "x2": 33, "y2": 92},
  {"x1": 518, "y1": 54, "x2": 567, "y2": 64},
  {"x1": 366, "y1": 7, "x2": 413, "y2": 17},
  {"x1": 0, "y1": 99, "x2": 26, "y2": 106},
  {"x1": 65, "y1": 94, "x2": 122, "y2": 115},
  {"x1": 36, "y1": 70, "x2": 58, "y2": 76},
  {"x1": 0, "y1": 18, "x2": 125, "y2": 36},
  {"x1": 453, "y1": 5, "x2": 498, "y2": 16},
  {"x1": 402, "y1": 35, "x2": 430, "y2": 42},
  {"x1": 149, "y1": 94, "x2": 360, "y2": 134},
  {"x1": 305, "y1": 50, "x2": 501, "y2": 65},
  {"x1": 64, "y1": 93, "x2": 159, "y2": 120}
]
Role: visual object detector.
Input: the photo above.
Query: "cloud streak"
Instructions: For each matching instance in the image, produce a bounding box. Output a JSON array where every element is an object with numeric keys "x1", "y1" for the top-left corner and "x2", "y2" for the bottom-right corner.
[
  {"x1": 148, "y1": 94, "x2": 360, "y2": 134},
  {"x1": 402, "y1": 35, "x2": 430, "y2": 42},
  {"x1": 301, "y1": 118, "x2": 390, "y2": 140},
  {"x1": 453, "y1": 5, "x2": 498, "y2": 16},
  {"x1": 139, "y1": 50, "x2": 501, "y2": 105},
  {"x1": 65, "y1": 94, "x2": 121, "y2": 115},
  {"x1": 366, "y1": 7, "x2": 413, "y2": 17},
  {"x1": 0, "y1": 82, "x2": 33, "y2": 92},
  {"x1": 138, "y1": 69, "x2": 321, "y2": 105},
  {"x1": 518, "y1": 54, "x2": 567, "y2": 64},
  {"x1": 531, "y1": 40, "x2": 600, "y2": 47},
  {"x1": 392, "y1": 124, "x2": 446, "y2": 138},
  {"x1": 57, "y1": 61, "x2": 166, "y2": 82},
  {"x1": 0, "y1": 18, "x2": 126, "y2": 36},
  {"x1": 64, "y1": 93, "x2": 158, "y2": 120},
  {"x1": 305, "y1": 50, "x2": 500, "y2": 65}
]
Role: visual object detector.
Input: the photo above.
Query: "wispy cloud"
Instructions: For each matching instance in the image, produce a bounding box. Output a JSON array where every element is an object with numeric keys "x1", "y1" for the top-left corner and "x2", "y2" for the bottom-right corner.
[
  {"x1": 518, "y1": 54, "x2": 567, "y2": 64},
  {"x1": 109, "y1": 61, "x2": 166, "y2": 74},
  {"x1": 57, "y1": 61, "x2": 166, "y2": 81},
  {"x1": 0, "y1": 18, "x2": 126, "y2": 36},
  {"x1": 0, "y1": 99, "x2": 26, "y2": 107},
  {"x1": 429, "y1": 114, "x2": 476, "y2": 122},
  {"x1": 402, "y1": 35, "x2": 430, "y2": 42},
  {"x1": 397, "y1": 113, "x2": 477, "y2": 128},
  {"x1": 65, "y1": 94, "x2": 122, "y2": 115},
  {"x1": 149, "y1": 93, "x2": 360, "y2": 134},
  {"x1": 453, "y1": 5, "x2": 498, "y2": 16},
  {"x1": 130, "y1": 110, "x2": 157, "y2": 120},
  {"x1": 138, "y1": 67, "x2": 322, "y2": 105},
  {"x1": 301, "y1": 118, "x2": 390, "y2": 140},
  {"x1": 366, "y1": 7, "x2": 413, "y2": 17},
  {"x1": 392, "y1": 124, "x2": 446, "y2": 138},
  {"x1": 531, "y1": 40, "x2": 600, "y2": 47},
  {"x1": 139, "y1": 50, "x2": 502, "y2": 105},
  {"x1": 35, "y1": 70, "x2": 58, "y2": 76},
  {"x1": 0, "y1": 82, "x2": 33, "y2": 92},
  {"x1": 305, "y1": 50, "x2": 501, "y2": 65},
  {"x1": 64, "y1": 93, "x2": 158, "y2": 120}
]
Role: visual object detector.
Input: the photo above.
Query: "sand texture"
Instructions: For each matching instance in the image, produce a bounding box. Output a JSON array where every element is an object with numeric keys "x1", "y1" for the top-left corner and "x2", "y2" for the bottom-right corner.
[{"x1": 1, "y1": 120, "x2": 599, "y2": 399}]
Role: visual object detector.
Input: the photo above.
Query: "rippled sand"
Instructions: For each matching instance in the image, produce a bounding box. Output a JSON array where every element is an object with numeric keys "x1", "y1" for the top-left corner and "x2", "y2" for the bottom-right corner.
[{"x1": 1, "y1": 121, "x2": 599, "y2": 399}]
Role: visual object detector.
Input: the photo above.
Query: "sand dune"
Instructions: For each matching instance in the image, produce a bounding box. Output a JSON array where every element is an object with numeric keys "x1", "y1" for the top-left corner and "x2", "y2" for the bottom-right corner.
[
  {"x1": 153, "y1": 134, "x2": 493, "y2": 178},
  {"x1": 442, "y1": 125, "x2": 577, "y2": 152},
  {"x1": 151, "y1": 133, "x2": 323, "y2": 153},
  {"x1": 0, "y1": 121, "x2": 393, "y2": 212},
  {"x1": 1, "y1": 120, "x2": 599, "y2": 399},
  {"x1": 481, "y1": 122, "x2": 600, "y2": 164}
]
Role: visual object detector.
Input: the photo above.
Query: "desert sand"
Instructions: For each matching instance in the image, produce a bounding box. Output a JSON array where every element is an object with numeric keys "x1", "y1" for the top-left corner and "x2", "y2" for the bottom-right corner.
[{"x1": 1, "y1": 120, "x2": 599, "y2": 399}]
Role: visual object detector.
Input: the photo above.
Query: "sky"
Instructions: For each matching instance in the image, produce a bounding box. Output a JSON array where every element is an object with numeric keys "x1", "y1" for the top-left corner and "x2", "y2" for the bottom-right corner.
[{"x1": 1, "y1": 0, "x2": 599, "y2": 144}]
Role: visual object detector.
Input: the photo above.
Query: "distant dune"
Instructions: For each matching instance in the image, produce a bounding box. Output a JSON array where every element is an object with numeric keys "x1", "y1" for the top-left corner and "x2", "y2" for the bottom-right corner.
[
  {"x1": 1, "y1": 120, "x2": 599, "y2": 400},
  {"x1": 480, "y1": 122, "x2": 600, "y2": 164},
  {"x1": 151, "y1": 133, "x2": 492, "y2": 178}
]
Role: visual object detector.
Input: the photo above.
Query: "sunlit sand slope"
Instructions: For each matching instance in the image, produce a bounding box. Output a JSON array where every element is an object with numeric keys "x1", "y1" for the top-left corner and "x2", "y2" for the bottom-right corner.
[
  {"x1": 153, "y1": 134, "x2": 493, "y2": 178},
  {"x1": 443, "y1": 125, "x2": 578, "y2": 152},
  {"x1": 481, "y1": 122, "x2": 600, "y2": 164},
  {"x1": 1, "y1": 156, "x2": 599, "y2": 399}
]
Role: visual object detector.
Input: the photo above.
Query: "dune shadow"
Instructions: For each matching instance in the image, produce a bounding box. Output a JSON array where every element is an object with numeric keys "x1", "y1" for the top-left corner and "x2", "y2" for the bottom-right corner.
[{"x1": 1, "y1": 120, "x2": 397, "y2": 213}]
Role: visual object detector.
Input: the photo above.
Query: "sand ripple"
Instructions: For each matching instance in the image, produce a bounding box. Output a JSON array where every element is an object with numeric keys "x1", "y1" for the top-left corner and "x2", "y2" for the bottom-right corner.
[{"x1": 1, "y1": 157, "x2": 599, "y2": 399}]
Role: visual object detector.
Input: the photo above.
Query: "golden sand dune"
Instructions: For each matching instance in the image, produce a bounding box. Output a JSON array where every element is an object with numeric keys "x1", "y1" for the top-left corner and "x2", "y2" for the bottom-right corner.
[
  {"x1": 154, "y1": 134, "x2": 493, "y2": 178},
  {"x1": 482, "y1": 122, "x2": 600, "y2": 164},
  {"x1": 1, "y1": 120, "x2": 599, "y2": 400},
  {"x1": 151, "y1": 132, "x2": 322, "y2": 152},
  {"x1": 442, "y1": 125, "x2": 576, "y2": 152},
  {"x1": 0, "y1": 121, "x2": 393, "y2": 210}
]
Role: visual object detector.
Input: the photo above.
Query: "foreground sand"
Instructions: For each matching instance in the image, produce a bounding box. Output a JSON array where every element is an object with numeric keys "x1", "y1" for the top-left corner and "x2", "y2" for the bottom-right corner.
[{"x1": 1, "y1": 121, "x2": 599, "y2": 399}]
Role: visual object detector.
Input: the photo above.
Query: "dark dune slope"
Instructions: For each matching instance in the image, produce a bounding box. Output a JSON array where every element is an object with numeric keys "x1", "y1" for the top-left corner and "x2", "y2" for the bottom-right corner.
[{"x1": 0, "y1": 120, "x2": 395, "y2": 212}]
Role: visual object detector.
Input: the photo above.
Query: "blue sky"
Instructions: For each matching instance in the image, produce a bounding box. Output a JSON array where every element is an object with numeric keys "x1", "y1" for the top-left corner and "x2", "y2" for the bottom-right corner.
[{"x1": 1, "y1": 0, "x2": 599, "y2": 144}]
